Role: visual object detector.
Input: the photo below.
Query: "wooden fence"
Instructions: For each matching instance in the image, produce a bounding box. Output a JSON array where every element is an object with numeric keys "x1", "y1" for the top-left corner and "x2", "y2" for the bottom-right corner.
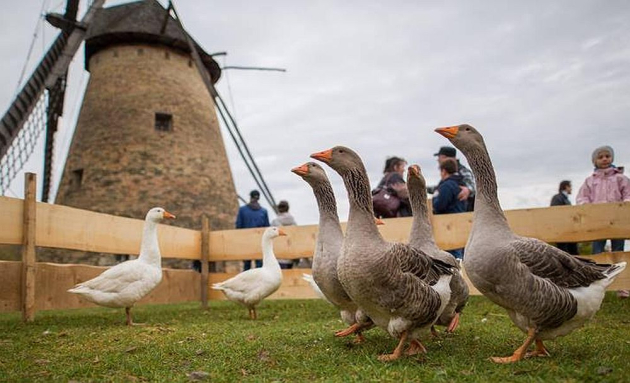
[{"x1": 1, "y1": 174, "x2": 629, "y2": 321}]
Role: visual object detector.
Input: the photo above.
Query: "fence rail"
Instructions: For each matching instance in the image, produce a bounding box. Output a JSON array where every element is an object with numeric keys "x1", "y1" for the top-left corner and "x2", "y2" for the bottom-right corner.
[
  {"x1": 2, "y1": 195, "x2": 629, "y2": 259},
  {"x1": 1, "y1": 174, "x2": 629, "y2": 319}
]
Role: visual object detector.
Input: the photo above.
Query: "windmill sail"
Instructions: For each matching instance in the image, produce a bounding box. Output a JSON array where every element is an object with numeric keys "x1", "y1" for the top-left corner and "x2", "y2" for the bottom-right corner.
[{"x1": 0, "y1": 0, "x2": 105, "y2": 199}]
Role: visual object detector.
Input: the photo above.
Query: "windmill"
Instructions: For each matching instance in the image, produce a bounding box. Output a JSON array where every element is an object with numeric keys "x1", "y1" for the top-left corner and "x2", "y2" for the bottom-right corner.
[{"x1": 0, "y1": 0, "x2": 278, "y2": 232}]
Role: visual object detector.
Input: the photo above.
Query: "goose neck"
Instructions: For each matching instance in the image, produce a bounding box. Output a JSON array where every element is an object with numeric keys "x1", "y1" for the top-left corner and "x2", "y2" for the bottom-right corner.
[
  {"x1": 342, "y1": 167, "x2": 383, "y2": 240},
  {"x1": 465, "y1": 144, "x2": 510, "y2": 230},
  {"x1": 312, "y1": 183, "x2": 340, "y2": 223},
  {"x1": 408, "y1": 186, "x2": 437, "y2": 249},
  {"x1": 138, "y1": 219, "x2": 161, "y2": 265},
  {"x1": 261, "y1": 236, "x2": 281, "y2": 269}
]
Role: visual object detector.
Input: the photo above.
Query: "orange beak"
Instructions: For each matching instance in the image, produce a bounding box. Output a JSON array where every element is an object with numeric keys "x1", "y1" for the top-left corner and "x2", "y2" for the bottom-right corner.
[
  {"x1": 374, "y1": 218, "x2": 385, "y2": 226},
  {"x1": 291, "y1": 164, "x2": 309, "y2": 176},
  {"x1": 435, "y1": 126, "x2": 459, "y2": 139},
  {"x1": 163, "y1": 211, "x2": 176, "y2": 219},
  {"x1": 408, "y1": 165, "x2": 420, "y2": 177},
  {"x1": 310, "y1": 149, "x2": 333, "y2": 163},
  {"x1": 277, "y1": 228, "x2": 288, "y2": 236}
]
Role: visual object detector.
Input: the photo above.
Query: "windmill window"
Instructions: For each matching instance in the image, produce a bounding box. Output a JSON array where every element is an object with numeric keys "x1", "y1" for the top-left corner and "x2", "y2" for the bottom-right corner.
[
  {"x1": 188, "y1": 60, "x2": 193, "y2": 68},
  {"x1": 165, "y1": 51, "x2": 170, "y2": 60},
  {"x1": 113, "y1": 50, "x2": 118, "y2": 58},
  {"x1": 138, "y1": 48, "x2": 144, "y2": 56},
  {"x1": 71, "y1": 169, "x2": 83, "y2": 191},
  {"x1": 155, "y1": 113, "x2": 173, "y2": 132}
]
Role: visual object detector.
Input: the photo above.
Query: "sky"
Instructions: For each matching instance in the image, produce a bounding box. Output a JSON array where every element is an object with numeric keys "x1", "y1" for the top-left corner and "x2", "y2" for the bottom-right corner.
[{"x1": 1, "y1": 0, "x2": 630, "y2": 225}]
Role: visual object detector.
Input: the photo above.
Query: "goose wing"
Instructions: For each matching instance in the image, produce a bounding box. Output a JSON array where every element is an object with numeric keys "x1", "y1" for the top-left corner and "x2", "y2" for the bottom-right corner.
[
  {"x1": 376, "y1": 244, "x2": 452, "y2": 319},
  {"x1": 71, "y1": 261, "x2": 147, "y2": 294},
  {"x1": 509, "y1": 237, "x2": 609, "y2": 288},
  {"x1": 213, "y1": 269, "x2": 262, "y2": 292}
]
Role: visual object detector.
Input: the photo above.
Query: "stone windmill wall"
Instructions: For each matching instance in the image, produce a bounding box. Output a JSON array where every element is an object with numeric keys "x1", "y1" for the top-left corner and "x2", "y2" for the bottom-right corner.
[{"x1": 52, "y1": 0, "x2": 238, "y2": 266}]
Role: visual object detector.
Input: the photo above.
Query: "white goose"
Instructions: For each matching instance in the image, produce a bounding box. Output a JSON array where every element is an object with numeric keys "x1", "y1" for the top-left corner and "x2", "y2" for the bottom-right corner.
[
  {"x1": 436, "y1": 124, "x2": 626, "y2": 363},
  {"x1": 68, "y1": 207, "x2": 175, "y2": 325},
  {"x1": 212, "y1": 226, "x2": 286, "y2": 319}
]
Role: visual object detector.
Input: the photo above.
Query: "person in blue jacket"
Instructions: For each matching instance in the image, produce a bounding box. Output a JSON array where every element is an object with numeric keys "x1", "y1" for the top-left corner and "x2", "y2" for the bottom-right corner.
[
  {"x1": 236, "y1": 190, "x2": 270, "y2": 270},
  {"x1": 432, "y1": 159, "x2": 467, "y2": 259}
]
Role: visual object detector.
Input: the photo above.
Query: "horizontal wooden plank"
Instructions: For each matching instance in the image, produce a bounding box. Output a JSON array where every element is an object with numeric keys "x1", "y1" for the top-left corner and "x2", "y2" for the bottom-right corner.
[
  {"x1": 208, "y1": 202, "x2": 630, "y2": 260},
  {"x1": 0, "y1": 197, "x2": 22, "y2": 245},
  {"x1": 208, "y1": 252, "x2": 630, "y2": 301},
  {"x1": 1, "y1": 252, "x2": 628, "y2": 312},
  {"x1": 1, "y1": 197, "x2": 629, "y2": 261},
  {"x1": 0, "y1": 261, "x2": 201, "y2": 313},
  {"x1": 0, "y1": 261, "x2": 21, "y2": 311},
  {"x1": 0, "y1": 197, "x2": 200, "y2": 259}
]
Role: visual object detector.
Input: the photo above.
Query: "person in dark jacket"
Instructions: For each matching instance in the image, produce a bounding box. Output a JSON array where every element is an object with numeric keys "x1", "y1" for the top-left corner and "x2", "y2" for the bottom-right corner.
[
  {"x1": 550, "y1": 180, "x2": 578, "y2": 255},
  {"x1": 433, "y1": 159, "x2": 466, "y2": 259},
  {"x1": 429, "y1": 146, "x2": 476, "y2": 211},
  {"x1": 237, "y1": 190, "x2": 270, "y2": 270}
]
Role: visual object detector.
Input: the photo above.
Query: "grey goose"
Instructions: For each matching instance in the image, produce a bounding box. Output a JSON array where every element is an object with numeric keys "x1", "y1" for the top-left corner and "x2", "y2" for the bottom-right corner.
[
  {"x1": 407, "y1": 164, "x2": 470, "y2": 334},
  {"x1": 311, "y1": 146, "x2": 456, "y2": 361},
  {"x1": 435, "y1": 124, "x2": 626, "y2": 363},
  {"x1": 292, "y1": 162, "x2": 374, "y2": 341}
]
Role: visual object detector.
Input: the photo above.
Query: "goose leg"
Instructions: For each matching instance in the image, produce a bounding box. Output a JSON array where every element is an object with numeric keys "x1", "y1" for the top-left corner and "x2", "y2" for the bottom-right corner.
[
  {"x1": 378, "y1": 331, "x2": 408, "y2": 362},
  {"x1": 446, "y1": 313, "x2": 460, "y2": 333},
  {"x1": 405, "y1": 339, "x2": 427, "y2": 356},
  {"x1": 335, "y1": 323, "x2": 361, "y2": 337},
  {"x1": 430, "y1": 326, "x2": 439, "y2": 338},
  {"x1": 526, "y1": 339, "x2": 550, "y2": 358},
  {"x1": 125, "y1": 307, "x2": 145, "y2": 326},
  {"x1": 126, "y1": 307, "x2": 133, "y2": 326},
  {"x1": 249, "y1": 308, "x2": 257, "y2": 320},
  {"x1": 353, "y1": 332, "x2": 366, "y2": 344},
  {"x1": 490, "y1": 328, "x2": 536, "y2": 364}
]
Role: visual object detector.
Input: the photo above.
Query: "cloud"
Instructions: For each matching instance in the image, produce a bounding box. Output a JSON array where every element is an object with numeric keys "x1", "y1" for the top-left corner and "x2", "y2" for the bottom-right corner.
[{"x1": 2, "y1": 0, "x2": 630, "y2": 225}]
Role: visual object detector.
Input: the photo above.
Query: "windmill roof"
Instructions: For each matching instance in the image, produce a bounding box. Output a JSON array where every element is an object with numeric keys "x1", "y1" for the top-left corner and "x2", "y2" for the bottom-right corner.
[{"x1": 84, "y1": 0, "x2": 221, "y2": 83}]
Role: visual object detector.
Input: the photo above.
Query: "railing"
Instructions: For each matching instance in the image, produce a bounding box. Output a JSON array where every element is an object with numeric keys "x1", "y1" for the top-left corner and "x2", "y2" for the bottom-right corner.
[{"x1": 1, "y1": 173, "x2": 629, "y2": 321}]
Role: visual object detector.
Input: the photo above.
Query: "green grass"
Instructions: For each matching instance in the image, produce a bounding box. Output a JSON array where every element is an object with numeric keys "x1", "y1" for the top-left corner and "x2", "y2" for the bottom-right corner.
[{"x1": 0, "y1": 294, "x2": 628, "y2": 382}]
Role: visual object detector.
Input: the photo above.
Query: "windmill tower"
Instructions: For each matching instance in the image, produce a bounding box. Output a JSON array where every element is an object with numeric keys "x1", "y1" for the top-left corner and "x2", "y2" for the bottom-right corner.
[{"x1": 54, "y1": 0, "x2": 238, "y2": 230}]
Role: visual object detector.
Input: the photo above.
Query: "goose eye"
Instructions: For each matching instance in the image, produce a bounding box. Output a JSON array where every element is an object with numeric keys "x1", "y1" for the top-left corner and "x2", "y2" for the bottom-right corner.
[{"x1": 465, "y1": 127, "x2": 471, "y2": 131}]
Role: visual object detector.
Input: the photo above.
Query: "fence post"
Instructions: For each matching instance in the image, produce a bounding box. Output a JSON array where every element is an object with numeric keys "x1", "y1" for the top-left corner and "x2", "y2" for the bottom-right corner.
[
  {"x1": 201, "y1": 215, "x2": 210, "y2": 309},
  {"x1": 21, "y1": 173, "x2": 37, "y2": 322}
]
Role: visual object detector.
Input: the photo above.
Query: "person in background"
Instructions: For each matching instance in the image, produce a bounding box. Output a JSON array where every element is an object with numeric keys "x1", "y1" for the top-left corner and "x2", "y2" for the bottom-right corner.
[
  {"x1": 432, "y1": 158, "x2": 466, "y2": 259},
  {"x1": 271, "y1": 200, "x2": 297, "y2": 269},
  {"x1": 429, "y1": 146, "x2": 476, "y2": 211},
  {"x1": 550, "y1": 180, "x2": 578, "y2": 255},
  {"x1": 236, "y1": 190, "x2": 270, "y2": 270},
  {"x1": 373, "y1": 156, "x2": 411, "y2": 217},
  {"x1": 576, "y1": 145, "x2": 630, "y2": 298}
]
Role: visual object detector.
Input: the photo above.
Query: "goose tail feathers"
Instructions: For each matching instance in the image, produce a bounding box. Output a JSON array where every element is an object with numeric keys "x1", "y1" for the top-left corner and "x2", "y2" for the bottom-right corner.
[
  {"x1": 603, "y1": 262, "x2": 626, "y2": 284},
  {"x1": 211, "y1": 283, "x2": 225, "y2": 291}
]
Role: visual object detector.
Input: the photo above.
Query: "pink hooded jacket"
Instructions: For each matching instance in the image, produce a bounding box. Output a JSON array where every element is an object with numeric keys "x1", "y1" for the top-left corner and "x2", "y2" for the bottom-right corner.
[{"x1": 576, "y1": 167, "x2": 630, "y2": 204}]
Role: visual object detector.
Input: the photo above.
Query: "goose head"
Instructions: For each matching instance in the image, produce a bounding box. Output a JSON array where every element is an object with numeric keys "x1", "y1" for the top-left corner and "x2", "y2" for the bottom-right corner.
[
  {"x1": 406, "y1": 164, "x2": 426, "y2": 190},
  {"x1": 435, "y1": 124, "x2": 485, "y2": 153},
  {"x1": 310, "y1": 146, "x2": 362, "y2": 175},
  {"x1": 145, "y1": 207, "x2": 176, "y2": 223},
  {"x1": 263, "y1": 226, "x2": 288, "y2": 240},
  {"x1": 291, "y1": 162, "x2": 330, "y2": 187}
]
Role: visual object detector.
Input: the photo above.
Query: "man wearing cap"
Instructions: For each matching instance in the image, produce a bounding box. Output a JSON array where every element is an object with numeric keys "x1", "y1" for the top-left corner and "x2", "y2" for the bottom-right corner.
[
  {"x1": 430, "y1": 146, "x2": 476, "y2": 211},
  {"x1": 236, "y1": 190, "x2": 270, "y2": 270}
]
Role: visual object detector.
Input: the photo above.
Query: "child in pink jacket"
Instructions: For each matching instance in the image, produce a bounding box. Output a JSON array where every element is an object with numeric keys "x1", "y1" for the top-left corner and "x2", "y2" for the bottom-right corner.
[
  {"x1": 577, "y1": 145, "x2": 630, "y2": 297},
  {"x1": 576, "y1": 145, "x2": 630, "y2": 254}
]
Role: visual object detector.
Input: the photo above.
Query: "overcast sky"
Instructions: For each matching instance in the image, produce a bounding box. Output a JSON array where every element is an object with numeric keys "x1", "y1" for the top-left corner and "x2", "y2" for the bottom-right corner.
[{"x1": 2, "y1": 0, "x2": 630, "y2": 225}]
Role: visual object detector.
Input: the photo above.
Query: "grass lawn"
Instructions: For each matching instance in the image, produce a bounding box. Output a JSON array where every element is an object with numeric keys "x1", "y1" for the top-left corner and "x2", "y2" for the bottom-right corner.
[{"x1": 0, "y1": 294, "x2": 628, "y2": 382}]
